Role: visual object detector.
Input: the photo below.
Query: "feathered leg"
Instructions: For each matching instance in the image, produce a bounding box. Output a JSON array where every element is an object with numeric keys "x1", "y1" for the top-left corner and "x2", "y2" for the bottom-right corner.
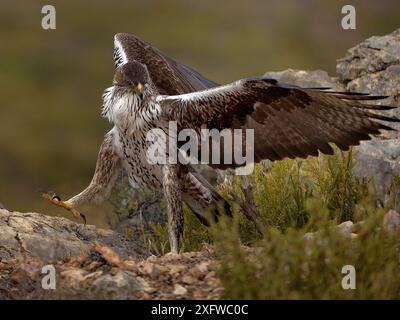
[
  {"x1": 42, "y1": 129, "x2": 122, "y2": 223},
  {"x1": 162, "y1": 164, "x2": 184, "y2": 253}
]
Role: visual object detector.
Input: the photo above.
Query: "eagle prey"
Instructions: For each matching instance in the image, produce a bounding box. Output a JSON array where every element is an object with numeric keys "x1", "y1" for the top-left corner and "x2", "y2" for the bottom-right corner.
[{"x1": 43, "y1": 33, "x2": 398, "y2": 253}]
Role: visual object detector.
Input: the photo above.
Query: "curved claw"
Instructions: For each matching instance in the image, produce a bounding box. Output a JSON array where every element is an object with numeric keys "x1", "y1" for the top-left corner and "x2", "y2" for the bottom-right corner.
[
  {"x1": 40, "y1": 190, "x2": 87, "y2": 224},
  {"x1": 80, "y1": 212, "x2": 87, "y2": 225}
]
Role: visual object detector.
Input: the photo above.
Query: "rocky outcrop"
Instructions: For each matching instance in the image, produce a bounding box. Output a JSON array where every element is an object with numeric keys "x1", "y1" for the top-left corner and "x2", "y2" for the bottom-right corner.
[
  {"x1": 0, "y1": 209, "x2": 146, "y2": 262},
  {"x1": 0, "y1": 209, "x2": 221, "y2": 299},
  {"x1": 336, "y1": 29, "x2": 400, "y2": 123},
  {"x1": 337, "y1": 29, "x2": 400, "y2": 194}
]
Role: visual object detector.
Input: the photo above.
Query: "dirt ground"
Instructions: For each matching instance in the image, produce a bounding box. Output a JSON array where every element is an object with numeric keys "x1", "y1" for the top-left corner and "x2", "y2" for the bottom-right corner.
[{"x1": 0, "y1": 244, "x2": 223, "y2": 300}]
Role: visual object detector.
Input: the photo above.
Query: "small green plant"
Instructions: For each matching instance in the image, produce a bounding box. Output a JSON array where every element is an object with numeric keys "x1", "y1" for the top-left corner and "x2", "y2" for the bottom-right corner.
[
  {"x1": 142, "y1": 221, "x2": 170, "y2": 256},
  {"x1": 303, "y1": 148, "x2": 364, "y2": 222},
  {"x1": 387, "y1": 174, "x2": 400, "y2": 212},
  {"x1": 252, "y1": 159, "x2": 311, "y2": 230},
  {"x1": 140, "y1": 204, "x2": 211, "y2": 255},
  {"x1": 182, "y1": 204, "x2": 212, "y2": 251}
]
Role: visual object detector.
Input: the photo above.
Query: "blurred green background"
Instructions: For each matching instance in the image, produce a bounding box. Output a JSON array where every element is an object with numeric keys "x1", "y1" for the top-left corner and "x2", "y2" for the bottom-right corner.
[{"x1": 0, "y1": 0, "x2": 398, "y2": 227}]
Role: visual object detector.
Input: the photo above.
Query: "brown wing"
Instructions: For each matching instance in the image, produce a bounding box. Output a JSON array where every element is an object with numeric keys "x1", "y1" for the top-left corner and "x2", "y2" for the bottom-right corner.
[
  {"x1": 114, "y1": 33, "x2": 218, "y2": 95},
  {"x1": 159, "y1": 77, "x2": 398, "y2": 168}
]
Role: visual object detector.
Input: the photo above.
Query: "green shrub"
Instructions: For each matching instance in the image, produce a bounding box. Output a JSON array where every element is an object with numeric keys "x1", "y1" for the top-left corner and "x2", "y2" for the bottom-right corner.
[
  {"x1": 219, "y1": 148, "x2": 374, "y2": 237},
  {"x1": 212, "y1": 149, "x2": 399, "y2": 299},
  {"x1": 212, "y1": 211, "x2": 400, "y2": 299},
  {"x1": 303, "y1": 148, "x2": 365, "y2": 222}
]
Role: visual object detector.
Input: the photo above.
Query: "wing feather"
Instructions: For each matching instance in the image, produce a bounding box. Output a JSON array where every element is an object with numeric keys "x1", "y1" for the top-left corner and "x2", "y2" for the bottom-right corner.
[
  {"x1": 159, "y1": 77, "x2": 398, "y2": 168},
  {"x1": 114, "y1": 33, "x2": 218, "y2": 95}
]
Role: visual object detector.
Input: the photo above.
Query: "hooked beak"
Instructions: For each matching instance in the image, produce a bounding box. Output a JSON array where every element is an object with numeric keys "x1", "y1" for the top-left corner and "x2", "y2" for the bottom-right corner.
[{"x1": 135, "y1": 82, "x2": 144, "y2": 95}]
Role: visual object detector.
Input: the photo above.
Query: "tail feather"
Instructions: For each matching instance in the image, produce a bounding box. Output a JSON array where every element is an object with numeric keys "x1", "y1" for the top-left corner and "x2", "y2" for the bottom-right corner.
[{"x1": 182, "y1": 168, "x2": 232, "y2": 226}]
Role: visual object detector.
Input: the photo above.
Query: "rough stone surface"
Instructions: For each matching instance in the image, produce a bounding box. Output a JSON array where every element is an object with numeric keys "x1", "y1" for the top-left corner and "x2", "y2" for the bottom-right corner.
[
  {"x1": 0, "y1": 209, "x2": 146, "y2": 261},
  {"x1": 337, "y1": 29, "x2": 400, "y2": 105},
  {"x1": 336, "y1": 28, "x2": 400, "y2": 138},
  {"x1": 88, "y1": 270, "x2": 144, "y2": 299},
  {"x1": 353, "y1": 139, "x2": 400, "y2": 194},
  {"x1": 264, "y1": 69, "x2": 344, "y2": 91},
  {"x1": 337, "y1": 221, "x2": 354, "y2": 238},
  {"x1": 336, "y1": 28, "x2": 400, "y2": 193}
]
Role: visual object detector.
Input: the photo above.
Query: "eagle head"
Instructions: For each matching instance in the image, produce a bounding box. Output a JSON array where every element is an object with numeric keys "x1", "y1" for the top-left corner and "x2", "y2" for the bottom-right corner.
[
  {"x1": 113, "y1": 61, "x2": 150, "y2": 97},
  {"x1": 102, "y1": 61, "x2": 158, "y2": 130}
]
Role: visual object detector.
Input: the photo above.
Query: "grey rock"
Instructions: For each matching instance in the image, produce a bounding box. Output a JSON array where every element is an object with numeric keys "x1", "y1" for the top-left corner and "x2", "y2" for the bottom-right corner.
[
  {"x1": 264, "y1": 69, "x2": 344, "y2": 91},
  {"x1": 173, "y1": 283, "x2": 188, "y2": 295},
  {"x1": 336, "y1": 221, "x2": 354, "y2": 238},
  {"x1": 0, "y1": 209, "x2": 146, "y2": 261},
  {"x1": 336, "y1": 29, "x2": 400, "y2": 195},
  {"x1": 88, "y1": 271, "x2": 146, "y2": 299},
  {"x1": 337, "y1": 28, "x2": 400, "y2": 138},
  {"x1": 354, "y1": 139, "x2": 400, "y2": 194},
  {"x1": 337, "y1": 29, "x2": 400, "y2": 83},
  {"x1": 382, "y1": 210, "x2": 400, "y2": 233}
]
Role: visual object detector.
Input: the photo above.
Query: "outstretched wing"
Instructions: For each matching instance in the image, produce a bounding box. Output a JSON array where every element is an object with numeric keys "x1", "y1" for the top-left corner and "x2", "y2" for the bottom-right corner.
[
  {"x1": 158, "y1": 77, "x2": 398, "y2": 168},
  {"x1": 114, "y1": 33, "x2": 218, "y2": 95}
]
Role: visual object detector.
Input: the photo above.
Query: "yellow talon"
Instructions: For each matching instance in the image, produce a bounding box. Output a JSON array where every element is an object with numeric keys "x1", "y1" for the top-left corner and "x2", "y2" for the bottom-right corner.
[{"x1": 41, "y1": 190, "x2": 87, "y2": 224}]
